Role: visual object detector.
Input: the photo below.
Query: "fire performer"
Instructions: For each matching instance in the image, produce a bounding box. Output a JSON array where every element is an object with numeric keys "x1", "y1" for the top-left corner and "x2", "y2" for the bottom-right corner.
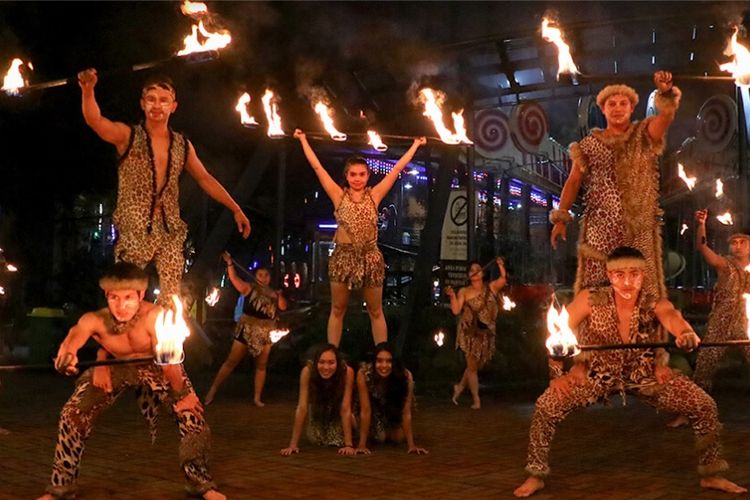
[
  {"x1": 550, "y1": 71, "x2": 681, "y2": 299},
  {"x1": 204, "y1": 251, "x2": 287, "y2": 407},
  {"x1": 77, "y1": 69, "x2": 251, "y2": 306},
  {"x1": 38, "y1": 263, "x2": 225, "y2": 500},
  {"x1": 668, "y1": 210, "x2": 750, "y2": 427},
  {"x1": 445, "y1": 257, "x2": 507, "y2": 409},
  {"x1": 293, "y1": 129, "x2": 426, "y2": 346},
  {"x1": 514, "y1": 247, "x2": 745, "y2": 497}
]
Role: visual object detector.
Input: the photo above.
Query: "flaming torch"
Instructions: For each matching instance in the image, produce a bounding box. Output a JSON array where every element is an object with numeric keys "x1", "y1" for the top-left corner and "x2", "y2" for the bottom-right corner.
[
  {"x1": 2, "y1": 58, "x2": 32, "y2": 96},
  {"x1": 270, "y1": 328, "x2": 290, "y2": 344},
  {"x1": 677, "y1": 163, "x2": 697, "y2": 191},
  {"x1": 502, "y1": 295, "x2": 517, "y2": 311},
  {"x1": 367, "y1": 130, "x2": 388, "y2": 152},
  {"x1": 545, "y1": 302, "x2": 581, "y2": 358},
  {"x1": 719, "y1": 27, "x2": 750, "y2": 87},
  {"x1": 541, "y1": 17, "x2": 579, "y2": 79},
  {"x1": 204, "y1": 287, "x2": 221, "y2": 307},
  {"x1": 235, "y1": 93, "x2": 258, "y2": 128},
  {"x1": 716, "y1": 211, "x2": 734, "y2": 225},
  {"x1": 154, "y1": 295, "x2": 191, "y2": 365},
  {"x1": 262, "y1": 89, "x2": 285, "y2": 138},
  {"x1": 433, "y1": 330, "x2": 446, "y2": 347},
  {"x1": 314, "y1": 101, "x2": 347, "y2": 141},
  {"x1": 418, "y1": 88, "x2": 472, "y2": 145},
  {"x1": 180, "y1": 0, "x2": 208, "y2": 16}
]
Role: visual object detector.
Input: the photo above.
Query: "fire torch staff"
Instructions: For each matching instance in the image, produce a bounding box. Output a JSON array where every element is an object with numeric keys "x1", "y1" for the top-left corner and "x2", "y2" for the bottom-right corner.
[{"x1": 37, "y1": 263, "x2": 226, "y2": 500}]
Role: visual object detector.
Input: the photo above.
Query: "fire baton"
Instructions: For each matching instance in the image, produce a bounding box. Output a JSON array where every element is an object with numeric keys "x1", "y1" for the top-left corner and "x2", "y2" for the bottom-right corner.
[
  {"x1": 0, "y1": 355, "x2": 154, "y2": 372},
  {"x1": 548, "y1": 339, "x2": 750, "y2": 359}
]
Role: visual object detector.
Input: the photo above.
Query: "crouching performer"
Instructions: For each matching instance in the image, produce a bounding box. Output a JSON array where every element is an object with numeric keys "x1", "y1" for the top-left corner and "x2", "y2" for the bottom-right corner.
[
  {"x1": 514, "y1": 247, "x2": 745, "y2": 497},
  {"x1": 38, "y1": 263, "x2": 224, "y2": 500}
]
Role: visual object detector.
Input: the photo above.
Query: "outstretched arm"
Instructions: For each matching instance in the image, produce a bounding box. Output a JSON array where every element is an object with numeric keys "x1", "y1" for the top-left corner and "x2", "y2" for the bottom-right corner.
[
  {"x1": 54, "y1": 313, "x2": 99, "y2": 375},
  {"x1": 338, "y1": 366, "x2": 356, "y2": 456},
  {"x1": 78, "y1": 68, "x2": 131, "y2": 152},
  {"x1": 370, "y1": 137, "x2": 426, "y2": 205},
  {"x1": 550, "y1": 161, "x2": 583, "y2": 249},
  {"x1": 222, "y1": 252, "x2": 252, "y2": 295},
  {"x1": 355, "y1": 369, "x2": 372, "y2": 453},
  {"x1": 647, "y1": 71, "x2": 680, "y2": 142},
  {"x1": 694, "y1": 209, "x2": 726, "y2": 270},
  {"x1": 184, "y1": 142, "x2": 251, "y2": 238},
  {"x1": 654, "y1": 299, "x2": 700, "y2": 350},
  {"x1": 281, "y1": 366, "x2": 310, "y2": 455},
  {"x1": 294, "y1": 129, "x2": 343, "y2": 204},
  {"x1": 402, "y1": 370, "x2": 428, "y2": 454}
]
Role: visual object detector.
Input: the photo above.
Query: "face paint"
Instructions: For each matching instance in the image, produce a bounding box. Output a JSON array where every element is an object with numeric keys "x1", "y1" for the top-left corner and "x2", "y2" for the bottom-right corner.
[{"x1": 608, "y1": 268, "x2": 644, "y2": 300}]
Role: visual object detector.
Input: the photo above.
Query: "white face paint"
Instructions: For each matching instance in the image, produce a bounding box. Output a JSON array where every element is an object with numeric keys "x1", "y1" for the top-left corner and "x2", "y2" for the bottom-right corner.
[
  {"x1": 607, "y1": 268, "x2": 644, "y2": 300},
  {"x1": 106, "y1": 290, "x2": 142, "y2": 322}
]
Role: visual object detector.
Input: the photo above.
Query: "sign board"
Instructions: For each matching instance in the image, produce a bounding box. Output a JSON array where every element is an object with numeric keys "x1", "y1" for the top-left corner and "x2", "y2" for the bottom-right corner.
[{"x1": 441, "y1": 189, "x2": 468, "y2": 260}]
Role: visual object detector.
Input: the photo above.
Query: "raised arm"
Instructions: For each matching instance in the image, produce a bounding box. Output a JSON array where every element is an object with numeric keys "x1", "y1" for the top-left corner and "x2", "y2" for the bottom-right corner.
[
  {"x1": 54, "y1": 313, "x2": 99, "y2": 375},
  {"x1": 445, "y1": 286, "x2": 466, "y2": 315},
  {"x1": 654, "y1": 299, "x2": 700, "y2": 350},
  {"x1": 370, "y1": 137, "x2": 427, "y2": 205},
  {"x1": 293, "y1": 129, "x2": 343, "y2": 204},
  {"x1": 550, "y1": 161, "x2": 584, "y2": 249},
  {"x1": 222, "y1": 252, "x2": 252, "y2": 295},
  {"x1": 694, "y1": 209, "x2": 727, "y2": 270},
  {"x1": 77, "y1": 68, "x2": 131, "y2": 152},
  {"x1": 402, "y1": 370, "x2": 428, "y2": 454},
  {"x1": 184, "y1": 142, "x2": 251, "y2": 238},
  {"x1": 647, "y1": 71, "x2": 680, "y2": 142},
  {"x1": 489, "y1": 257, "x2": 507, "y2": 295},
  {"x1": 355, "y1": 369, "x2": 372, "y2": 454},
  {"x1": 281, "y1": 366, "x2": 311, "y2": 455},
  {"x1": 337, "y1": 366, "x2": 356, "y2": 456}
]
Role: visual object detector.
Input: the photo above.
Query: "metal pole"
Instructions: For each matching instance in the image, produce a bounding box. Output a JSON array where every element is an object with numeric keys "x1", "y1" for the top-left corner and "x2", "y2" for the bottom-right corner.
[{"x1": 274, "y1": 145, "x2": 287, "y2": 284}]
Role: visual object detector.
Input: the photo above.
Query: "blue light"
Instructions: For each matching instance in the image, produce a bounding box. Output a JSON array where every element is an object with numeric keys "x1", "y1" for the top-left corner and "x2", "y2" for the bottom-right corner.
[{"x1": 318, "y1": 223, "x2": 338, "y2": 230}]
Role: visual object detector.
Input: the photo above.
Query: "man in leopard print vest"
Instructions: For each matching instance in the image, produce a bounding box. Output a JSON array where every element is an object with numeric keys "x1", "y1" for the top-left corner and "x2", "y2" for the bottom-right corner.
[
  {"x1": 38, "y1": 263, "x2": 225, "y2": 500},
  {"x1": 514, "y1": 248, "x2": 745, "y2": 497},
  {"x1": 77, "y1": 69, "x2": 251, "y2": 306}
]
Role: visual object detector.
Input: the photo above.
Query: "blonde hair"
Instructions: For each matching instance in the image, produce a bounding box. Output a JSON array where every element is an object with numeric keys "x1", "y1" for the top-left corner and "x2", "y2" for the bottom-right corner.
[{"x1": 596, "y1": 84, "x2": 638, "y2": 110}]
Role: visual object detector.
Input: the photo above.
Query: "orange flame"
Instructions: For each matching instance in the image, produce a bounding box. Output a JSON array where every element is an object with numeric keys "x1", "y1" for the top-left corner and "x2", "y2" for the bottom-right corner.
[
  {"x1": 502, "y1": 295, "x2": 517, "y2": 311},
  {"x1": 418, "y1": 88, "x2": 472, "y2": 145},
  {"x1": 154, "y1": 295, "x2": 191, "y2": 365},
  {"x1": 541, "y1": 18, "x2": 579, "y2": 77},
  {"x1": 0, "y1": 286, "x2": 4, "y2": 295},
  {"x1": 677, "y1": 163, "x2": 697, "y2": 191},
  {"x1": 270, "y1": 328, "x2": 290, "y2": 344},
  {"x1": 680, "y1": 223, "x2": 689, "y2": 236},
  {"x1": 177, "y1": 20, "x2": 231, "y2": 56},
  {"x1": 546, "y1": 302, "x2": 581, "y2": 357},
  {"x1": 433, "y1": 330, "x2": 445, "y2": 347},
  {"x1": 5, "y1": 264, "x2": 17, "y2": 272},
  {"x1": 261, "y1": 89, "x2": 285, "y2": 138},
  {"x1": 367, "y1": 130, "x2": 388, "y2": 152},
  {"x1": 715, "y1": 178, "x2": 724, "y2": 198},
  {"x1": 745, "y1": 263, "x2": 750, "y2": 273},
  {"x1": 716, "y1": 211, "x2": 734, "y2": 225},
  {"x1": 719, "y1": 27, "x2": 750, "y2": 86},
  {"x1": 204, "y1": 287, "x2": 221, "y2": 307},
  {"x1": 235, "y1": 93, "x2": 258, "y2": 127},
  {"x1": 180, "y1": 0, "x2": 208, "y2": 16},
  {"x1": 2, "y1": 58, "x2": 30, "y2": 96},
  {"x1": 314, "y1": 101, "x2": 347, "y2": 141}
]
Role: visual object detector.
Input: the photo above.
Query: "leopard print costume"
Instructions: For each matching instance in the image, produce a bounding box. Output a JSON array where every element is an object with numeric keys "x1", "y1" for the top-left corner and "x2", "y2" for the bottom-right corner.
[
  {"x1": 114, "y1": 124, "x2": 189, "y2": 306},
  {"x1": 570, "y1": 118, "x2": 666, "y2": 301},
  {"x1": 328, "y1": 187, "x2": 385, "y2": 290},
  {"x1": 45, "y1": 362, "x2": 215, "y2": 499},
  {"x1": 354, "y1": 362, "x2": 414, "y2": 442},
  {"x1": 693, "y1": 256, "x2": 750, "y2": 391},
  {"x1": 233, "y1": 284, "x2": 279, "y2": 357},
  {"x1": 456, "y1": 285, "x2": 498, "y2": 368},
  {"x1": 525, "y1": 287, "x2": 727, "y2": 479}
]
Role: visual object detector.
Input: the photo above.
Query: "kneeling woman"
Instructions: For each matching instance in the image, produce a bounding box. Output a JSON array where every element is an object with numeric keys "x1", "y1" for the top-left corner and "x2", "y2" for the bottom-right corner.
[
  {"x1": 355, "y1": 343, "x2": 428, "y2": 455},
  {"x1": 280, "y1": 344, "x2": 356, "y2": 456}
]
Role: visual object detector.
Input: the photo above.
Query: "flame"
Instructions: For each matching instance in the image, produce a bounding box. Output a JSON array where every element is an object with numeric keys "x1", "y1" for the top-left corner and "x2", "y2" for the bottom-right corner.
[
  {"x1": 367, "y1": 130, "x2": 388, "y2": 152},
  {"x1": 0, "y1": 286, "x2": 4, "y2": 295},
  {"x1": 716, "y1": 212, "x2": 734, "y2": 225},
  {"x1": 502, "y1": 295, "x2": 517, "y2": 311},
  {"x1": 677, "y1": 163, "x2": 697, "y2": 191},
  {"x1": 715, "y1": 178, "x2": 725, "y2": 198},
  {"x1": 433, "y1": 330, "x2": 445, "y2": 347},
  {"x1": 680, "y1": 223, "x2": 689, "y2": 235},
  {"x1": 719, "y1": 27, "x2": 750, "y2": 87},
  {"x1": 154, "y1": 295, "x2": 191, "y2": 365},
  {"x1": 541, "y1": 18, "x2": 579, "y2": 77},
  {"x1": 177, "y1": 20, "x2": 231, "y2": 56},
  {"x1": 314, "y1": 102, "x2": 347, "y2": 141},
  {"x1": 2, "y1": 58, "x2": 30, "y2": 96},
  {"x1": 418, "y1": 88, "x2": 472, "y2": 145},
  {"x1": 261, "y1": 89, "x2": 285, "y2": 138},
  {"x1": 545, "y1": 302, "x2": 581, "y2": 358},
  {"x1": 745, "y1": 263, "x2": 750, "y2": 273},
  {"x1": 5, "y1": 264, "x2": 17, "y2": 272},
  {"x1": 235, "y1": 93, "x2": 258, "y2": 127},
  {"x1": 180, "y1": 0, "x2": 208, "y2": 16},
  {"x1": 744, "y1": 293, "x2": 750, "y2": 339},
  {"x1": 270, "y1": 328, "x2": 290, "y2": 343},
  {"x1": 204, "y1": 287, "x2": 221, "y2": 307}
]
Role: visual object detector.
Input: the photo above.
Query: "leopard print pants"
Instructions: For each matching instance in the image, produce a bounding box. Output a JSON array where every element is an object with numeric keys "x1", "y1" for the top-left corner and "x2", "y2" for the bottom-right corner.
[
  {"x1": 524, "y1": 375, "x2": 727, "y2": 478},
  {"x1": 693, "y1": 346, "x2": 750, "y2": 393}
]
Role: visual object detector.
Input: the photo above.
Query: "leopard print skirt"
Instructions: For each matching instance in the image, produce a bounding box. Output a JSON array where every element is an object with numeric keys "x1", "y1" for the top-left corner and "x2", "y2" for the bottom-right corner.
[
  {"x1": 233, "y1": 315, "x2": 275, "y2": 357},
  {"x1": 328, "y1": 243, "x2": 385, "y2": 290}
]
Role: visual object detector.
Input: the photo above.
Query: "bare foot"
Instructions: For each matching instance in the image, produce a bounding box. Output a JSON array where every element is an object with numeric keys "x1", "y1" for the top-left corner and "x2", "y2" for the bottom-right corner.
[
  {"x1": 700, "y1": 476, "x2": 747, "y2": 494},
  {"x1": 452, "y1": 384, "x2": 461, "y2": 405},
  {"x1": 666, "y1": 415, "x2": 689, "y2": 428},
  {"x1": 203, "y1": 489, "x2": 227, "y2": 500},
  {"x1": 204, "y1": 389, "x2": 216, "y2": 406},
  {"x1": 0, "y1": 427, "x2": 10, "y2": 435},
  {"x1": 471, "y1": 400, "x2": 481, "y2": 410},
  {"x1": 514, "y1": 476, "x2": 545, "y2": 497},
  {"x1": 253, "y1": 399, "x2": 265, "y2": 407}
]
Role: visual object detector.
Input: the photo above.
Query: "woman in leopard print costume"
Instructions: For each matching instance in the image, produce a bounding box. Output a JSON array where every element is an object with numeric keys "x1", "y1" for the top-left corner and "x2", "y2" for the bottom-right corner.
[{"x1": 294, "y1": 129, "x2": 426, "y2": 346}]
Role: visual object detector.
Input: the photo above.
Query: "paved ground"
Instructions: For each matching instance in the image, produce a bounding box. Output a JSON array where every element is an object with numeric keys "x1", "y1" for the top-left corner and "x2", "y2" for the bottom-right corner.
[{"x1": 1, "y1": 368, "x2": 749, "y2": 500}]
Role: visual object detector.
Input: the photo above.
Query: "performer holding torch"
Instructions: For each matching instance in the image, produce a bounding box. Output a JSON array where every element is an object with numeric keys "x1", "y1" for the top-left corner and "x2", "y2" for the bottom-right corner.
[
  {"x1": 77, "y1": 69, "x2": 251, "y2": 306},
  {"x1": 38, "y1": 263, "x2": 224, "y2": 500},
  {"x1": 514, "y1": 248, "x2": 744, "y2": 497},
  {"x1": 293, "y1": 129, "x2": 426, "y2": 347}
]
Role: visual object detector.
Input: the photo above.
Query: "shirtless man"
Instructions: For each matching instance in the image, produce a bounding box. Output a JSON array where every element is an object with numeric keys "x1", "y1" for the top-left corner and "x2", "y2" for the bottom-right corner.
[
  {"x1": 38, "y1": 263, "x2": 225, "y2": 500},
  {"x1": 78, "y1": 69, "x2": 251, "y2": 305}
]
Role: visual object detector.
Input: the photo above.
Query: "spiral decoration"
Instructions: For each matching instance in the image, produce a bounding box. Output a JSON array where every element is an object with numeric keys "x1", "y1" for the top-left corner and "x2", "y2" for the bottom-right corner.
[
  {"x1": 474, "y1": 108, "x2": 513, "y2": 157},
  {"x1": 696, "y1": 95, "x2": 737, "y2": 153},
  {"x1": 577, "y1": 95, "x2": 605, "y2": 137},
  {"x1": 510, "y1": 102, "x2": 548, "y2": 153}
]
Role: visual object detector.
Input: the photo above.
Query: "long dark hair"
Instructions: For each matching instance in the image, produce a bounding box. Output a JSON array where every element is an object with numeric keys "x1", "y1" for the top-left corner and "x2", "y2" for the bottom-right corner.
[
  {"x1": 368, "y1": 342, "x2": 409, "y2": 425},
  {"x1": 309, "y1": 343, "x2": 348, "y2": 423}
]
